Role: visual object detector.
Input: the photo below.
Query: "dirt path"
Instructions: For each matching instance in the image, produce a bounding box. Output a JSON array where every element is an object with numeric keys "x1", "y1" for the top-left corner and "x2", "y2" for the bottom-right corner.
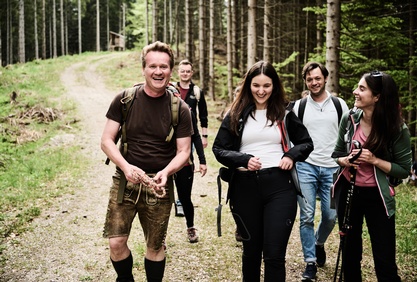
[{"x1": 0, "y1": 53, "x2": 353, "y2": 282}]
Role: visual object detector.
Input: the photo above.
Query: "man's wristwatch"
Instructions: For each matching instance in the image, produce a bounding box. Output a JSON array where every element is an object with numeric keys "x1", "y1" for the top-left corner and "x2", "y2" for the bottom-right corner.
[{"x1": 202, "y1": 135, "x2": 208, "y2": 138}]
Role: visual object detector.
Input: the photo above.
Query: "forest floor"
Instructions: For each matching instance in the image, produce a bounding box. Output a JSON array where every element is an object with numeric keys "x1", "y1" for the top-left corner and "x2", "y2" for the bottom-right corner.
[{"x1": 0, "y1": 53, "x2": 378, "y2": 282}]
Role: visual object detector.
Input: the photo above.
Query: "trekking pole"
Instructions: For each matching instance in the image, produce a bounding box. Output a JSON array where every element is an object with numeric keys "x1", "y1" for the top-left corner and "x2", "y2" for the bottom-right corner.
[{"x1": 333, "y1": 140, "x2": 362, "y2": 282}]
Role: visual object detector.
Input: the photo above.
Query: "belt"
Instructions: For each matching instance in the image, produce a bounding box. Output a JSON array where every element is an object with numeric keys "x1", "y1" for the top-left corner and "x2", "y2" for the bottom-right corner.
[{"x1": 235, "y1": 167, "x2": 280, "y2": 175}]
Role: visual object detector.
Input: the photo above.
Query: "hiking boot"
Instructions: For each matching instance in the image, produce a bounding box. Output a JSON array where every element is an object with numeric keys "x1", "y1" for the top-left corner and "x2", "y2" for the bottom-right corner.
[
  {"x1": 235, "y1": 228, "x2": 243, "y2": 242},
  {"x1": 316, "y1": 244, "x2": 326, "y2": 267},
  {"x1": 175, "y1": 200, "x2": 184, "y2": 217},
  {"x1": 187, "y1": 227, "x2": 199, "y2": 243},
  {"x1": 302, "y1": 262, "x2": 317, "y2": 281}
]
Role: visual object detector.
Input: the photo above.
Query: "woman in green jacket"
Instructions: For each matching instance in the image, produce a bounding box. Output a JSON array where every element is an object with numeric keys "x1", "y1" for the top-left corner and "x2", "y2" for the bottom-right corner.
[{"x1": 332, "y1": 71, "x2": 411, "y2": 281}]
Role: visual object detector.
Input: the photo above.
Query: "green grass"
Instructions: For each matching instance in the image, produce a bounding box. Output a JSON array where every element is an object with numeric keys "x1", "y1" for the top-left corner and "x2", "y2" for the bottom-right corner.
[{"x1": 0, "y1": 54, "x2": 92, "y2": 245}]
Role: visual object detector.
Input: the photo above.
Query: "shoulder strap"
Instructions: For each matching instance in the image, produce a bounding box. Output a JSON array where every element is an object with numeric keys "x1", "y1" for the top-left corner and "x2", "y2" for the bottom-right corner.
[
  {"x1": 330, "y1": 95, "x2": 343, "y2": 124},
  {"x1": 193, "y1": 85, "x2": 201, "y2": 102},
  {"x1": 120, "y1": 86, "x2": 139, "y2": 156},
  {"x1": 165, "y1": 85, "x2": 181, "y2": 142},
  {"x1": 298, "y1": 96, "x2": 342, "y2": 124},
  {"x1": 104, "y1": 86, "x2": 138, "y2": 165},
  {"x1": 298, "y1": 97, "x2": 307, "y2": 123}
]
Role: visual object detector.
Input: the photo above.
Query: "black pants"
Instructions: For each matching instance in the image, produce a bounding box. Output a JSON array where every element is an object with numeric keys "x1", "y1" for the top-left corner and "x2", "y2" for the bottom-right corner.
[
  {"x1": 335, "y1": 177, "x2": 401, "y2": 282},
  {"x1": 230, "y1": 167, "x2": 297, "y2": 282},
  {"x1": 174, "y1": 164, "x2": 195, "y2": 228}
]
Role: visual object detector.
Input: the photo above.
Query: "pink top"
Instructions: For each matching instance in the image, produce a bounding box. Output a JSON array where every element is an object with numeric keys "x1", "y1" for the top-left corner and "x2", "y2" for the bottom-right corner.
[{"x1": 342, "y1": 124, "x2": 377, "y2": 187}]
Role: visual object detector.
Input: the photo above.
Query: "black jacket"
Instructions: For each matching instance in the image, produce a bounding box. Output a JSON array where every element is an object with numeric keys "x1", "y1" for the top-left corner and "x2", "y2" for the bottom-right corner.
[
  {"x1": 177, "y1": 81, "x2": 208, "y2": 129},
  {"x1": 213, "y1": 103, "x2": 313, "y2": 170}
]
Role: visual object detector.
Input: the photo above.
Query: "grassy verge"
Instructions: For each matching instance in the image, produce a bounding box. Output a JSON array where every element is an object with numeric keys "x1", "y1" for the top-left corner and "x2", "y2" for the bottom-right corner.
[{"x1": 0, "y1": 54, "x2": 96, "y2": 252}]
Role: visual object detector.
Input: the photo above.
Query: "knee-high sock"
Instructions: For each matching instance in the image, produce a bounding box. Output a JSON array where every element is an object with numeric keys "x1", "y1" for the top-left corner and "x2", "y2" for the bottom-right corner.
[
  {"x1": 111, "y1": 252, "x2": 134, "y2": 282},
  {"x1": 144, "y1": 257, "x2": 166, "y2": 282}
]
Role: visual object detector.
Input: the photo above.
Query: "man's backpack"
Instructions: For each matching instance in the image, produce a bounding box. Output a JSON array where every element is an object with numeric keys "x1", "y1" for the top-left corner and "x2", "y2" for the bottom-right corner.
[
  {"x1": 297, "y1": 95, "x2": 342, "y2": 124},
  {"x1": 104, "y1": 83, "x2": 180, "y2": 165}
]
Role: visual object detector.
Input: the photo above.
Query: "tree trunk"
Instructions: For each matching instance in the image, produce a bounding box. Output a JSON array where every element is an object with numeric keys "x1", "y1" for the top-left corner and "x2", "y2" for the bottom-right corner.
[
  {"x1": 18, "y1": 0, "x2": 25, "y2": 63},
  {"x1": 325, "y1": 0, "x2": 340, "y2": 94},
  {"x1": 53, "y1": 0, "x2": 57, "y2": 58},
  {"x1": 185, "y1": 0, "x2": 193, "y2": 61},
  {"x1": 407, "y1": 0, "x2": 416, "y2": 154},
  {"x1": 106, "y1": 0, "x2": 109, "y2": 50},
  {"x1": 316, "y1": 0, "x2": 323, "y2": 54},
  {"x1": 169, "y1": 0, "x2": 173, "y2": 44},
  {"x1": 263, "y1": 0, "x2": 271, "y2": 62},
  {"x1": 198, "y1": 0, "x2": 206, "y2": 90},
  {"x1": 232, "y1": 0, "x2": 238, "y2": 70},
  {"x1": 7, "y1": 0, "x2": 11, "y2": 64},
  {"x1": 34, "y1": 0, "x2": 39, "y2": 60},
  {"x1": 209, "y1": 0, "x2": 215, "y2": 100},
  {"x1": 42, "y1": 0, "x2": 46, "y2": 59},
  {"x1": 61, "y1": 0, "x2": 65, "y2": 55},
  {"x1": 227, "y1": 0, "x2": 233, "y2": 102},
  {"x1": 239, "y1": 0, "x2": 245, "y2": 73},
  {"x1": 78, "y1": 0, "x2": 81, "y2": 54},
  {"x1": 145, "y1": 0, "x2": 149, "y2": 45},
  {"x1": 96, "y1": 0, "x2": 100, "y2": 51},
  {"x1": 152, "y1": 0, "x2": 157, "y2": 42},
  {"x1": 247, "y1": 0, "x2": 256, "y2": 68}
]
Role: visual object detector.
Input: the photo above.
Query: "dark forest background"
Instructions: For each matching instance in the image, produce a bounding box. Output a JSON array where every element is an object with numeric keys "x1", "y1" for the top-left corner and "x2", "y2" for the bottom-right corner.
[{"x1": 1, "y1": 0, "x2": 416, "y2": 152}]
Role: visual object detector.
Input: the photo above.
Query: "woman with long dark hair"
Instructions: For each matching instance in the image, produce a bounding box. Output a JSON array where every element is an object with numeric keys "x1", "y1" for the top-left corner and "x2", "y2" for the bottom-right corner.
[
  {"x1": 212, "y1": 61, "x2": 313, "y2": 281},
  {"x1": 332, "y1": 71, "x2": 411, "y2": 281}
]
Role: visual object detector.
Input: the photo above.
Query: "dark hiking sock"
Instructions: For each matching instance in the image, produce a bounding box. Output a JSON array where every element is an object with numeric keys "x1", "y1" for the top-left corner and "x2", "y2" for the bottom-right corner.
[
  {"x1": 111, "y1": 252, "x2": 134, "y2": 282},
  {"x1": 144, "y1": 257, "x2": 166, "y2": 282}
]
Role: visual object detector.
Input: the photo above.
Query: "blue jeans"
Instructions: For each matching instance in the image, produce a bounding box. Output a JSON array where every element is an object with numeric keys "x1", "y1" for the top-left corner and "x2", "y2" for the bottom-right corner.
[{"x1": 296, "y1": 162, "x2": 337, "y2": 262}]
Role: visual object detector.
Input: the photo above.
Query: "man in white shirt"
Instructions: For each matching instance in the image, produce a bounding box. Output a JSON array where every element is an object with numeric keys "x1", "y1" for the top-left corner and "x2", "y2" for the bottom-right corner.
[{"x1": 293, "y1": 62, "x2": 349, "y2": 281}]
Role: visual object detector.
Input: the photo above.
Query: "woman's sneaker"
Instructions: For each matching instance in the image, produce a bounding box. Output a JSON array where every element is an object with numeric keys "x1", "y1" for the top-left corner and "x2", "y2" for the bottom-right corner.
[{"x1": 187, "y1": 227, "x2": 199, "y2": 243}]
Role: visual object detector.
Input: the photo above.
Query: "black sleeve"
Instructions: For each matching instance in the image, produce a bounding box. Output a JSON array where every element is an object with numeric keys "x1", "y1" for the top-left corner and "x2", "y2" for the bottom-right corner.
[
  {"x1": 284, "y1": 111, "x2": 314, "y2": 162},
  {"x1": 212, "y1": 114, "x2": 253, "y2": 169},
  {"x1": 197, "y1": 89, "x2": 209, "y2": 128},
  {"x1": 191, "y1": 111, "x2": 206, "y2": 164}
]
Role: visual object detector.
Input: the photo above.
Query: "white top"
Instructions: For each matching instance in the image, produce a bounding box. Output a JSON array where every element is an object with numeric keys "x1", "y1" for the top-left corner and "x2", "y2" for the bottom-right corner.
[
  {"x1": 240, "y1": 109, "x2": 284, "y2": 168},
  {"x1": 293, "y1": 91, "x2": 349, "y2": 167}
]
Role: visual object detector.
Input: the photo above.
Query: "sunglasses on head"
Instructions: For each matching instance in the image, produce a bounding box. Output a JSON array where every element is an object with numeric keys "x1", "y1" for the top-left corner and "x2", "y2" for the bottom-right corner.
[
  {"x1": 371, "y1": 70, "x2": 383, "y2": 77},
  {"x1": 370, "y1": 70, "x2": 383, "y2": 92}
]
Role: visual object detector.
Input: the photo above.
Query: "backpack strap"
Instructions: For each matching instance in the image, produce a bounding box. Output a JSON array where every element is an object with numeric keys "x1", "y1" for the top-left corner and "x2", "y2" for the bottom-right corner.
[
  {"x1": 298, "y1": 95, "x2": 342, "y2": 124},
  {"x1": 117, "y1": 85, "x2": 139, "y2": 204},
  {"x1": 330, "y1": 95, "x2": 343, "y2": 124},
  {"x1": 120, "y1": 86, "x2": 139, "y2": 156},
  {"x1": 297, "y1": 97, "x2": 307, "y2": 123},
  {"x1": 165, "y1": 89, "x2": 180, "y2": 142},
  {"x1": 193, "y1": 85, "x2": 201, "y2": 102}
]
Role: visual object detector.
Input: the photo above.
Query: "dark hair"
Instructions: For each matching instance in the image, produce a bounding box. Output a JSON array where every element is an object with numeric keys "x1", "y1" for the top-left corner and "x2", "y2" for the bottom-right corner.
[
  {"x1": 141, "y1": 41, "x2": 175, "y2": 70},
  {"x1": 363, "y1": 71, "x2": 402, "y2": 156},
  {"x1": 229, "y1": 61, "x2": 287, "y2": 134},
  {"x1": 302, "y1": 62, "x2": 329, "y2": 80}
]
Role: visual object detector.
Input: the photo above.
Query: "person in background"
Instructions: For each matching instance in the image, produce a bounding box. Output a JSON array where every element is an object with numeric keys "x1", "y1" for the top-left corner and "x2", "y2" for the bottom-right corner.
[
  {"x1": 332, "y1": 71, "x2": 411, "y2": 281},
  {"x1": 175, "y1": 59, "x2": 208, "y2": 147},
  {"x1": 101, "y1": 41, "x2": 192, "y2": 282},
  {"x1": 173, "y1": 59, "x2": 209, "y2": 216},
  {"x1": 174, "y1": 109, "x2": 207, "y2": 243},
  {"x1": 292, "y1": 62, "x2": 349, "y2": 280},
  {"x1": 212, "y1": 61, "x2": 313, "y2": 281}
]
